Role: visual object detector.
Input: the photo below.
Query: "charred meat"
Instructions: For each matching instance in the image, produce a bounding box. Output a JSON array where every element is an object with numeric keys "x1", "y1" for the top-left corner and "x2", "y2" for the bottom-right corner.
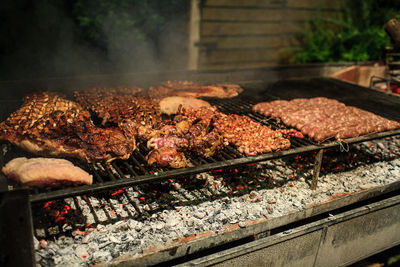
[
  {"x1": 0, "y1": 92, "x2": 135, "y2": 162},
  {"x1": 180, "y1": 106, "x2": 290, "y2": 156},
  {"x1": 144, "y1": 121, "x2": 190, "y2": 168},
  {"x1": 74, "y1": 86, "x2": 143, "y2": 125},
  {"x1": 74, "y1": 87, "x2": 161, "y2": 139},
  {"x1": 145, "y1": 114, "x2": 224, "y2": 168},
  {"x1": 186, "y1": 122, "x2": 224, "y2": 158},
  {"x1": 146, "y1": 147, "x2": 188, "y2": 169},
  {"x1": 75, "y1": 87, "x2": 190, "y2": 168}
]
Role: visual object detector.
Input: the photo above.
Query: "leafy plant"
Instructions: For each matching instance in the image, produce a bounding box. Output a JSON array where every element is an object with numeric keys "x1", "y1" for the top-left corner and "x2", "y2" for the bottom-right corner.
[
  {"x1": 293, "y1": 0, "x2": 400, "y2": 63},
  {"x1": 71, "y1": 0, "x2": 189, "y2": 53}
]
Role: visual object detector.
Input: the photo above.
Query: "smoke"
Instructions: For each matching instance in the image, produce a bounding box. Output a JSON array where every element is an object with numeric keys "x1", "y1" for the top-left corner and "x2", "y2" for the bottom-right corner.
[
  {"x1": 0, "y1": 0, "x2": 189, "y2": 81},
  {"x1": 100, "y1": 14, "x2": 159, "y2": 73}
]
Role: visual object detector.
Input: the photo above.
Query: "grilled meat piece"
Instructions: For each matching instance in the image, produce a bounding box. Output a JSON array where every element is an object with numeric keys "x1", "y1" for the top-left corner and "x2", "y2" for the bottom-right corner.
[
  {"x1": 149, "y1": 121, "x2": 191, "y2": 139},
  {"x1": 181, "y1": 106, "x2": 220, "y2": 126},
  {"x1": 145, "y1": 115, "x2": 224, "y2": 167},
  {"x1": 75, "y1": 86, "x2": 221, "y2": 168},
  {"x1": 2, "y1": 157, "x2": 93, "y2": 187},
  {"x1": 253, "y1": 97, "x2": 400, "y2": 142},
  {"x1": 0, "y1": 92, "x2": 135, "y2": 162},
  {"x1": 74, "y1": 87, "x2": 161, "y2": 140},
  {"x1": 149, "y1": 81, "x2": 243, "y2": 99},
  {"x1": 146, "y1": 147, "x2": 188, "y2": 168},
  {"x1": 147, "y1": 135, "x2": 189, "y2": 150},
  {"x1": 75, "y1": 87, "x2": 195, "y2": 168},
  {"x1": 213, "y1": 113, "x2": 290, "y2": 155},
  {"x1": 159, "y1": 96, "x2": 211, "y2": 115},
  {"x1": 181, "y1": 106, "x2": 290, "y2": 156},
  {"x1": 145, "y1": 121, "x2": 190, "y2": 168},
  {"x1": 74, "y1": 86, "x2": 143, "y2": 124},
  {"x1": 187, "y1": 122, "x2": 224, "y2": 158}
]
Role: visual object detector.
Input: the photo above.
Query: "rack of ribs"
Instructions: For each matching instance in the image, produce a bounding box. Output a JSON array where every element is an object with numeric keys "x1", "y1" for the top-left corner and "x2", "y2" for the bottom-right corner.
[
  {"x1": 0, "y1": 92, "x2": 136, "y2": 162},
  {"x1": 74, "y1": 87, "x2": 161, "y2": 140}
]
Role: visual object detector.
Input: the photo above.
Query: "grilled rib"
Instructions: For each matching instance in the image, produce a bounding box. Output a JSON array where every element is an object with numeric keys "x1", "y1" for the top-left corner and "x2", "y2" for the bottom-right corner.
[
  {"x1": 74, "y1": 87, "x2": 161, "y2": 139},
  {"x1": 0, "y1": 92, "x2": 135, "y2": 162}
]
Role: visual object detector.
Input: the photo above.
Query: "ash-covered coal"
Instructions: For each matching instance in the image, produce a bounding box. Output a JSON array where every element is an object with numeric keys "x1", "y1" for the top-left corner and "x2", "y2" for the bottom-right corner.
[{"x1": 35, "y1": 136, "x2": 400, "y2": 266}]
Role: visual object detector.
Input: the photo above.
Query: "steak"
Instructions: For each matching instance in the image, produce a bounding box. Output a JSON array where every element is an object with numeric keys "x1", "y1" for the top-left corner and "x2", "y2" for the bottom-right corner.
[
  {"x1": 0, "y1": 92, "x2": 136, "y2": 162},
  {"x1": 2, "y1": 157, "x2": 93, "y2": 187},
  {"x1": 149, "y1": 81, "x2": 243, "y2": 99}
]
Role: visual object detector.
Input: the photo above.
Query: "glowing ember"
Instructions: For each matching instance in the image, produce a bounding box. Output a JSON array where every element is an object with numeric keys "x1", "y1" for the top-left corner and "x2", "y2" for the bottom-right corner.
[
  {"x1": 111, "y1": 188, "x2": 126, "y2": 196},
  {"x1": 40, "y1": 239, "x2": 46, "y2": 249},
  {"x1": 43, "y1": 200, "x2": 56, "y2": 209}
]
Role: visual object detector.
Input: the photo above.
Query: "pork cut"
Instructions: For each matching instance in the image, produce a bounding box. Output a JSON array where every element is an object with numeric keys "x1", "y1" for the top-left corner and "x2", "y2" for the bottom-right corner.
[
  {"x1": 0, "y1": 92, "x2": 136, "y2": 162},
  {"x1": 2, "y1": 157, "x2": 93, "y2": 187},
  {"x1": 253, "y1": 97, "x2": 400, "y2": 142}
]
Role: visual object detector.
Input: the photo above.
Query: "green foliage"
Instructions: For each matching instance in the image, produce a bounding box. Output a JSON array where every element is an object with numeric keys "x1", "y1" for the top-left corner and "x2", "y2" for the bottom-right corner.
[
  {"x1": 72, "y1": 0, "x2": 189, "y2": 51},
  {"x1": 293, "y1": 0, "x2": 400, "y2": 63}
]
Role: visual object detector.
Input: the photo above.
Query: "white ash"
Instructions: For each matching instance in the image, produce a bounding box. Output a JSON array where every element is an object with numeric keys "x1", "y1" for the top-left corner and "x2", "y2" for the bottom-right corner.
[{"x1": 35, "y1": 137, "x2": 400, "y2": 266}]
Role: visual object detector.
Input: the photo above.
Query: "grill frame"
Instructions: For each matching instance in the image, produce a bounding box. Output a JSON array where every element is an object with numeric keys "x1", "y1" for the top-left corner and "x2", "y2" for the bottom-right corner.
[
  {"x1": 1, "y1": 77, "x2": 400, "y2": 203},
  {"x1": 1, "y1": 66, "x2": 400, "y2": 267}
]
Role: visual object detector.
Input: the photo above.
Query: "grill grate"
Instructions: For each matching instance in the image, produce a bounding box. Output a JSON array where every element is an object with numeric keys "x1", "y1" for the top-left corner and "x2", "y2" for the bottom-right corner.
[
  {"x1": 31, "y1": 162, "x2": 284, "y2": 239},
  {"x1": 31, "y1": 133, "x2": 400, "y2": 240},
  {"x1": 1, "y1": 79, "x2": 400, "y2": 203}
]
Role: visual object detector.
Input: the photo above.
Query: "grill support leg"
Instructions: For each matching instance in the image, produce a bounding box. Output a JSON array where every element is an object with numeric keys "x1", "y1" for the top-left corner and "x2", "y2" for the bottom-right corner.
[
  {"x1": 0, "y1": 189, "x2": 35, "y2": 266},
  {"x1": 311, "y1": 149, "x2": 324, "y2": 190}
]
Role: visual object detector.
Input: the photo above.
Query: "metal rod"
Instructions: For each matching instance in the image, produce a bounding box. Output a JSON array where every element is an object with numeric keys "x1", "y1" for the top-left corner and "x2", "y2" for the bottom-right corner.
[
  {"x1": 130, "y1": 154, "x2": 147, "y2": 174},
  {"x1": 111, "y1": 162, "x2": 126, "y2": 178},
  {"x1": 311, "y1": 149, "x2": 324, "y2": 190},
  {"x1": 0, "y1": 143, "x2": 6, "y2": 168},
  {"x1": 86, "y1": 196, "x2": 101, "y2": 225},
  {"x1": 104, "y1": 164, "x2": 117, "y2": 181},
  {"x1": 123, "y1": 161, "x2": 139, "y2": 177}
]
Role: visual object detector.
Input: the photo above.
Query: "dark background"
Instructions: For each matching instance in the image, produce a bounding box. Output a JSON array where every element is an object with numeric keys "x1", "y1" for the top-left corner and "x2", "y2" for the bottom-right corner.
[{"x1": 0, "y1": 0, "x2": 189, "y2": 81}]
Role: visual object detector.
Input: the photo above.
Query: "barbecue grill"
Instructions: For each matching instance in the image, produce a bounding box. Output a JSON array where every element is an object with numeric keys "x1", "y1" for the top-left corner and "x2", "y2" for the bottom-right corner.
[{"x1": 1, "y1": 64, "x2": 400, "y2": 266}]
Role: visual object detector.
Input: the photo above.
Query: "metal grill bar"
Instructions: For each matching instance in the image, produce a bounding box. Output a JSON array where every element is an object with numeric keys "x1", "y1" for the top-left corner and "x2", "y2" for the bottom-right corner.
[
  {"x1": 129, "y1": 154, "x2": 147, "y2": 175},
  {"x1": 86, "y1": 197, "x2": 101, "y2": 224}
]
